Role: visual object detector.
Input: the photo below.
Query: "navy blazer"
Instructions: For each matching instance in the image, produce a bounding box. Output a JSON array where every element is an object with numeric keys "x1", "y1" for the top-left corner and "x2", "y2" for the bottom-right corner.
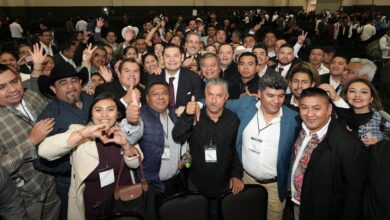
[
  {"x1": 147, "y1": 68, "x2": 203, "y2": 107},
  {"x1": 225, "y1": 94, "x2": 300, "y2": 201}
]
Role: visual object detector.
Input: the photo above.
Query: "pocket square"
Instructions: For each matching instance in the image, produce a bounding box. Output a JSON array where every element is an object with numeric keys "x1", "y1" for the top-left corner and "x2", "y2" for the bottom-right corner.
[{"x1": 186, "y1": 91, "x2": 192, "y2": 95}]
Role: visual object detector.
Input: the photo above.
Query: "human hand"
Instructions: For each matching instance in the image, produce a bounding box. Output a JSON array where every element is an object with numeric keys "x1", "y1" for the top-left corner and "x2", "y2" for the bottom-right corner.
[
  {"x1": 99, "y1": 65, "x2": 113, "y2": 82},
  {"x1": 297, "y1": 30, "x2": 308, "y2": 45},
  {"x1": 29, "y1": 118, "x2": 55, "y2": 145},
  {"x1": 319, "y1": 83, "x2": 340, "y2": 101},
  {"x1": 96, "y1": 17, "x2": 104, "y2": 28},
  {"x1": 230, "y1": 177, "x2": 244, "y2": 195}
]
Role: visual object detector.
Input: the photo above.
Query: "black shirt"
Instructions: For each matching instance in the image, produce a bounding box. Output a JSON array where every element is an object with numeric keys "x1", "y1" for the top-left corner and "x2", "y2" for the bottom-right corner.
[{"x1": 172, "y1": 108, "x2": 243, "y2": 197}]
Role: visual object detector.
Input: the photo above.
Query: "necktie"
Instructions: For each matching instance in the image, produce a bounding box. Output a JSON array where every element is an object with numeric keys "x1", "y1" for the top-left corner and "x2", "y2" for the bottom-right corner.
[
  {"x1": 169, "y1": 77, "x2": 175, "y2": 108},
  {"x1": 278, "y1": 67, "x2": 284, "y2": 75}
]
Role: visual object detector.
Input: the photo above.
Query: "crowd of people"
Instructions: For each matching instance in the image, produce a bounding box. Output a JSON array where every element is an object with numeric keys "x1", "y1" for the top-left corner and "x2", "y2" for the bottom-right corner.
[{"x1": 1, "y1": 7, "x2": 390, "y2": 220}]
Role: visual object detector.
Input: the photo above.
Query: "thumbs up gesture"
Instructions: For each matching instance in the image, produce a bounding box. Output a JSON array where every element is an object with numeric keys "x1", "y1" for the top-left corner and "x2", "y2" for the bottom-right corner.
[
  {"x1": 124, "y1": 81, "x2": 141, "y2": 125},
  {"x1": 186, "y1": 96, "x2": 197, "y2": 115}
]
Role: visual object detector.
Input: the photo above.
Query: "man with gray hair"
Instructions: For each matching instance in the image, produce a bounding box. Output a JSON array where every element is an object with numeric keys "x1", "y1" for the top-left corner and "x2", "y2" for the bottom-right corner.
[
  {"x1": 343, "y1": 57, "x2": 377, "y2": 83},
  {"x1": 173, "y1": 78, "x2": 244, "y2": 220},
  {"x1": 224, "y1": 72, "x2": 300, "y2": 220}
]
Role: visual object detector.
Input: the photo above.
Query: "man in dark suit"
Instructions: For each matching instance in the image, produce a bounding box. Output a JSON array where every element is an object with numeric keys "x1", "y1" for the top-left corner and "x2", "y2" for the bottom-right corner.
[
  {"x1": 253, "y1": 44, "x2": 277, "y2": 77},
  {"x1": 319, "y1": 54, "x2": 348, "y2": 94},
  {"x1": 95, "y1": 58, "x2": 145, "y2": 118},
  {"x1": 270, "y1": 44, "x2": 302, "y2": 80},
  {"x1": 38, "y1": 29, "x2": 59, "y2": 56},
  {"x1": 291, "y1": 87, "x2": 368, "y2": 220},
  {"x1": 148, "y1": 44, "x2": 203, "y2": 108},
  {"x1": 53, "y1": 40, "x2": 77, "y2": 68}
]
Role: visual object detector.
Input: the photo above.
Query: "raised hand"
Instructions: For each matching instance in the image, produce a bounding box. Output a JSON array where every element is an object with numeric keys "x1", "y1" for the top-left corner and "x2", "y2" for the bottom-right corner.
[
  {"x1": 29, "y1": 118, "x2": 55, "y2": 145},
  {"x1": 124, "y1": 81, "x2": 141, "y2": 124},
  {"x1": 96, "y1": 17, "x2": 104, "y2": 28},
  {"x1": 297, "y1": 30, "x2": 308, "y2": 45},
  {"x1": 99, "y1": 65, "x2": 113, "y2": 82},
  {"x1": 29, "y1": 43, "x2": 47, "y2": 66},
  {"x1": 182, "y1": 56, "x2": 195, "y2": 69},
  {"x1": 82, "y1": 43, "x2": 97, "y2": 63},
  {"x1": 186, "y1": 96, "x2": 197, "y2": 115}
]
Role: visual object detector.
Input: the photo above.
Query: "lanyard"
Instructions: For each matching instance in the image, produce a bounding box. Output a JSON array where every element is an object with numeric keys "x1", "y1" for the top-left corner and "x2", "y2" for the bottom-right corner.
[{"x1": 256, "y1": 111, "x2": 274, "y2": 136}]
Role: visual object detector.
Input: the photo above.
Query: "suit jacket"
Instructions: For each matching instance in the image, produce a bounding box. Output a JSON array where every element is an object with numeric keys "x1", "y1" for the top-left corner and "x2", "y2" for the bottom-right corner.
[
  {"x1": 364, "y1": 140, "x2": 390, "y2": 220},
  {"x1": 0, "y1": 165, "x2": 27, "y2": 219},
  {"x1": 225, "y1": 95, "x2": 300, "y2": 201},
  {"x1": 53, "y1": 52, "x2": 76, "y2": 67},
  {"x1": 263, "y1": 66, "x2": 278, "y2": 76},
  {"x1": 95, "y1": 79, "x2": 146, "y2": 118},
  {"x1": 147, "y1": 68, "x2": 203, "y2": 108},
  {"x1": 38, "y1": 124, "x2": 141, "y2": 220},
  {"x1": 0, "y1": 90, "x2": 54, "y2": 204},
  {"x1": 270, "y1": 57, "x2": 303, "y2": 80},
  {"x1": 298, "y1": 118, "x2": 368, "y2": 220}
]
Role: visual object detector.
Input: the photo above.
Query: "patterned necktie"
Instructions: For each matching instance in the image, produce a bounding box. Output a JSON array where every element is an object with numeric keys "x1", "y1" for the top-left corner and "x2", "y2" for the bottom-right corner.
[
  {"x1": 169, "y1": 77, "x2": 175, "y2": 108},
  {"x1": 292, "y1": 130, "x2": 321, "y2": 203}
]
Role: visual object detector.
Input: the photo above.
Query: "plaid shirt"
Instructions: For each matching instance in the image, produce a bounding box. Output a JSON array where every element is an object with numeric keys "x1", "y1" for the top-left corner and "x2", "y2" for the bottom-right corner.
[
  {"x1": 0, "y1": 90, "x2": 54, "y2": 204},
  {"x1": 358, "y1": 109, "x2": 390, "y2": 141}
]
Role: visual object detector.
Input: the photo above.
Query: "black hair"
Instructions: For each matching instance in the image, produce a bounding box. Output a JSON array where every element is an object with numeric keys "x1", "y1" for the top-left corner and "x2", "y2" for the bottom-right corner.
[
  {"x1": 239, "y1": 52, "x2": 259, "y2": 66},
  {"x1": 145, "y1": 80, "x2": 169, "y2": 95},
  {"x1": 142, "y1": 53, "x2": 158, "y2": 66},
  {"x1": 162, "y1": 44, "x2": 183, "y2": 55},
  {"x1": 89, "y1": 92, "x2": 123, "y2": 122},
  {"x1": 300, "y1": 87, "x2": 331, "y2": 105},
  {"x1": 258, "y1": 72, "x2": 288, "y2": 91}
]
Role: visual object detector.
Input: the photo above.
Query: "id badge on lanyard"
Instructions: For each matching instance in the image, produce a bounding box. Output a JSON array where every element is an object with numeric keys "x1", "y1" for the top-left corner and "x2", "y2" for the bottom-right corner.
[{"x1": 204, "y1": 140, "x2": 217, "y2": 163}]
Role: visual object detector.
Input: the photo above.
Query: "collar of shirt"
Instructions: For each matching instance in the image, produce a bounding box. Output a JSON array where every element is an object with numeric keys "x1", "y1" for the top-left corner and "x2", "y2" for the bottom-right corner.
[
  {"x1": 329, "y1": 75, "x2": 340, "y2": 89},
  {"x1": 277, "y1": 63, "x2": 292, "y2": 77},
  {"x1": 59, "y1": 52, "x2": 72, "y2": 62},
  {"x1": 258, "y1": 65, "x2": 267, "y2": 77},
  {"x1": 15, "y1": 99, "x2": 36, "y2": 122},
  {"x1": 301, "y1": 117, "x2": 331, "y2": 140},
  {"x1": 317, "y1": 63, "x2": 329, "y2": 74},
  {"x1": 290, "y1": 96, "x2": 299, "y2": 107},
  {"x1": 255, "y1": 101, "x2": 283, "y2": 123}
]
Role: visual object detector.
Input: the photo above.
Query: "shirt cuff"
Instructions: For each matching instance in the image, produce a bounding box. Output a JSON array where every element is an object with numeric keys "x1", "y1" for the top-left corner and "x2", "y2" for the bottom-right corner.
[
  {"x1": 333, "y1": 98, "x2": 350, "y2": 108},
  {"x1": 120, "y1": 119, "x2": 144, "y2": 144}
]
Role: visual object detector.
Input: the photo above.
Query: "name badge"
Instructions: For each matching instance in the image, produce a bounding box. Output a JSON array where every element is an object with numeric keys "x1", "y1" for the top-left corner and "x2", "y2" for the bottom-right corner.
[
  {"x1": 162, "y1": 145, "x2": 170, "y2": 160},
  {"x1": 204, "y1": 144, "x2": 217, "y2": 163},
  {"x1": 249, "y1": 136, "x2": 262, "y2": 154},
  {"x1": 99, "y1": 168, "x2": 115, "y2": 188}
]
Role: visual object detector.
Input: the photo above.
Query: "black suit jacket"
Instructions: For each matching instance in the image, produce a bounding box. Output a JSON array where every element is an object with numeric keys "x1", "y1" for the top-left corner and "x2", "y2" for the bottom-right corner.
[
  {"x1": 270, "y1": 57, "x2": 302, "y2": 80},
  {"x1": 94, "y1": 79, "x2": 146, "y2": 119},
  {"x1": 147, "y1": 68, "x2": 203, "y2": 107},
  {"x1": 53, "y1": 53, "x2": 75, "y2": 66},
  {"x1": 299, "y1": 118, "x2": 368, "y2": 220}
]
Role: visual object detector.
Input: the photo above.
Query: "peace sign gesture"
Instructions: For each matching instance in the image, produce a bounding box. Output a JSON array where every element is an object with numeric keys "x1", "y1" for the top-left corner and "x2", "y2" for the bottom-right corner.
[{"x1": 297, "y1": 30, "x2": 308, "y2": 45}]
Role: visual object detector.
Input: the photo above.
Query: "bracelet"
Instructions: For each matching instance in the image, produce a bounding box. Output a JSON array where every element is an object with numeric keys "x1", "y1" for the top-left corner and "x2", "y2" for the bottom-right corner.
[{"x1": 75, "y1": 130, "x2": 85, "y2": 139}]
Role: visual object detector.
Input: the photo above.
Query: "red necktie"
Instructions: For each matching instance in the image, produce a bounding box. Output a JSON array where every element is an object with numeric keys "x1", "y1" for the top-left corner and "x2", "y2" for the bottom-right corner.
[
  {"x1": 169, "y1": 77, "x2": 175, "y2": 108},
  {"x1": 278, "y1": 67, "x2": 284, "y2": 75}
]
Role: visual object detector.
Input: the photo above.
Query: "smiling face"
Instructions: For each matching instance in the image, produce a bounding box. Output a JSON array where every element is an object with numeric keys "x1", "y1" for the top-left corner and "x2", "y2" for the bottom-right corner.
[
  {"x1": 118, "y1": 61, "x2": 140, "y2": 88},
  {"x1": 146, "y1": 84, "x2": 169, "y2": 113},
  {"x1": 185, "y1": 34, "x2": 201, "y2": 56},
  {"x1": 290, "y1": 72, "x2": 314, "y2": 99},
  {"x1": 258, "y1": 87, "x2": 285, "y2": 116},
  {"x1": 0, "y1": 53, "x2": 18, "y2": 71},
  {"x1": 346, "y1": 81, "x2": 372, "y2": 113},
  {"x1": 330, "y1": 56, "x2": 347, "y2": 77},
  {"x1": 144, "y1": 55, "x2": 159, "y2": 73},
  {"x1": 163, "y1": 47, "x2": 182, "y2": 72},
  {"x1": 50, "y1": 76, "x2": 82, "y2": 104},
  {"x1": 299, "y1": 95, "x2": 332, "y2": 134},
  {"x1": 91, "y1": 98, "x2": 118, "y2": 128},
  {"x1": 0, "y1": 69, "x2": 24, "y2": 106}
]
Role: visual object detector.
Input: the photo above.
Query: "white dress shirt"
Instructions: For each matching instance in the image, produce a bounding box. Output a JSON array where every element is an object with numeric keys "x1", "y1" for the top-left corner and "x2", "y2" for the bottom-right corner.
[
  {"x1": 379, "y1": 34, "x2": 390, "y2": 59},
  {"x1": 10, "y1": 22, "x2": 23, "y2": 38},
  {"x1": 242, "y1": 101, "x2": 282, "y2": 180},
  {"x1": 291, "y1": 118, "x2": 331, "y2": 205},
  {"x1": 317, "y1": 63, "x2": 330, "y2": 75},
  {"x1": 276, "y1": 63, "x2": 292, "y2": 78},
  {"x1": 165, "y1": 69, "x2": 180, "y2": 101},
  {"x1": 59, "y1": 52, "x2": 76, "y2": 68}
]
